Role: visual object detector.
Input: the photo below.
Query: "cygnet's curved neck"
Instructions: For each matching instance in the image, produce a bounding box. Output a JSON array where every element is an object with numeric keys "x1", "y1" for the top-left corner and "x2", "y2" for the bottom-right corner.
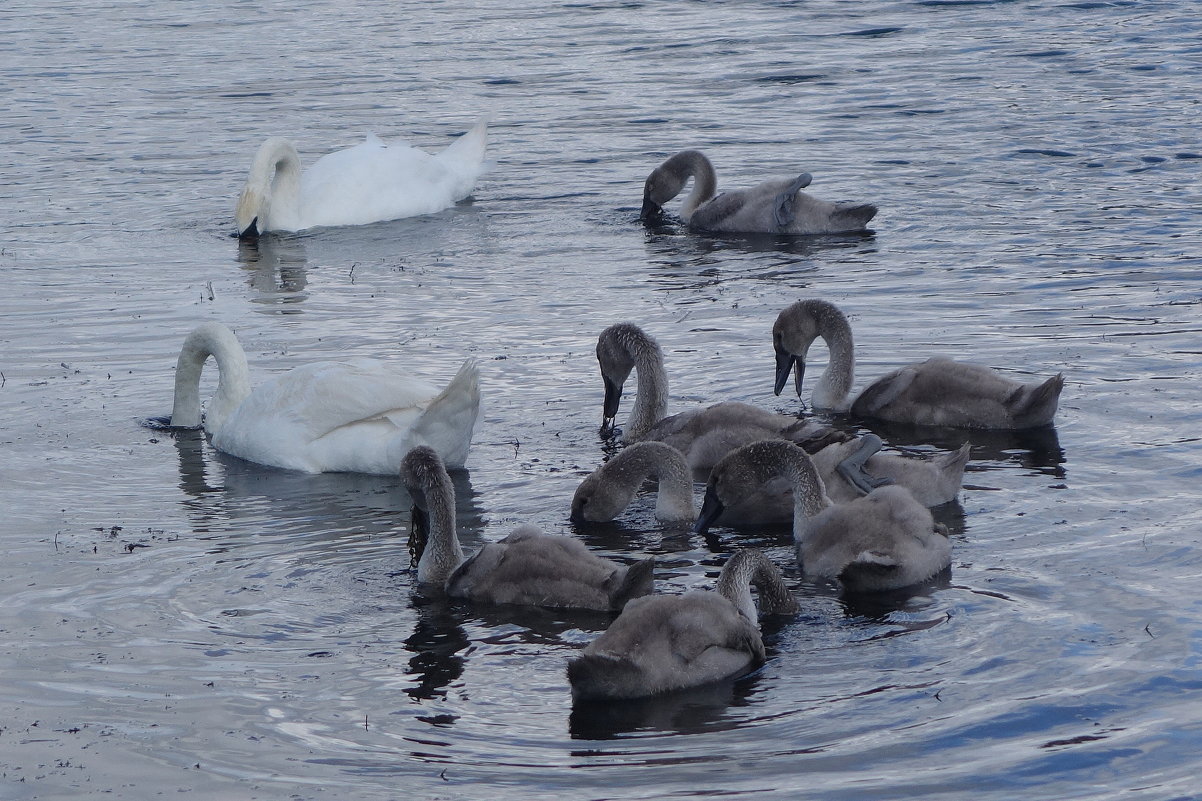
[
  {"x1": 402, "y1": 449, "x2": 465, "y2": 586},
  {"x1": 661, "y1": 150, "x2": 718, "y2": 221},
  {"x1": 715, "y1": 549, "x2": 796, "y2": 620},
  {"x1": 236, "y1": 137, "x2": 303, "y2": 233},
  {"x1": 780, "y1": 300, "x2": 856, "y2": 409},
  {"x1": 599, "y1": 323, "x2": 670, "y2": 440},
  {"x1": 743, "y1": 439, "x2": 832, "y2": 524},
  {"x1": 170, "y1": 322, "x2": 252, "y2": 433},
  {"x1": 616, "y1": 442, "x2": 694, "y2": 521}
]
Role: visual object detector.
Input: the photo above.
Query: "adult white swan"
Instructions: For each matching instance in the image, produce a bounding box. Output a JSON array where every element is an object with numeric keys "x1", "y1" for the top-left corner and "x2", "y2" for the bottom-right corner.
[
  {"x1": 167, "y1": 322, "x2": 480, "y2": 474},
  {"x1": 234, "y1": 120, "x2": 488, "y2": 237},
  {"x1": 640, "y1": 150, "x2": 877, "y2": 235}
]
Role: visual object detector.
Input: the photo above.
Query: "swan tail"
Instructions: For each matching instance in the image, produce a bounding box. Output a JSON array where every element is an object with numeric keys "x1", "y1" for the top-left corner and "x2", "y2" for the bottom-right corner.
[
  {"x1": 606, "y1": 557, "x2": 656, "y2": 611},
  {"x1": 838, "y1": 551, "x2": 899, "y2": 593},
  {"x1": 567, "y1": 652, "x2": 646, "y2": 701},
  {"x1": 829, "y1": 203, "x2": 878, "y2": 231},
  {"x1": 438, "y1": 119, "x2": 488, "y2": 165},
  {"x1": 410, "y1": 359, "x2": 481, "y2": 469},
  {"x1": 1009, "y1": 373, "x2": 1064, "y2": 427},
  {"x1": 934, "y1": 442, "x2": 972, "y2": 497}
]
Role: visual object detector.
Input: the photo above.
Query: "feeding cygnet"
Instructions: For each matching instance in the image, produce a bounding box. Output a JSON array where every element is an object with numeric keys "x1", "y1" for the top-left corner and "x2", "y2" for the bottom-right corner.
[
  {"x1": 696, "y1": 440, "x2": 952, "y2": 593},
  {"x1": 165, "y1": 321, "x2": 479, "y2": 473},
  {"x1": 570, "y1": 435, "x2": 968, "y2": 528},
  {"x1": 596, "y1": 322, "x2": 850, "y2": 471},
  {"x1": 401, "y1": 446, "x2": 654, "y2": 611},
  {"x1": 235, "y1": 120, "x2": 487, "y2": 237},
  {"x1": 567, "y1": 549, "x2": 798, "y2": 701},
  {"x1": 640, "y1": 150, "x2": 876, "y2": 235},
  {"x1": 773, "y1": 299, "x2": 1065, "y2": 429}
]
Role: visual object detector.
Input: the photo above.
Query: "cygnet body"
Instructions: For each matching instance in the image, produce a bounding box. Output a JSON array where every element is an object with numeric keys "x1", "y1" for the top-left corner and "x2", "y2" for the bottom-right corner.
[
  {"x1": 567, "y1": 549, "x2": 797, "y2": 700},
  {"x1": 641, "y1": 150, "x2": 876, "y2": 235},
  {"x1": 696, "y1": 440, "x2": 952, "y2": 593},
  {"x1": 401, "y1": 447, "x2": 654, "y2": 611},
  {"x1": 773, "y1": 299, "x2": 1064, "y2": 429}
]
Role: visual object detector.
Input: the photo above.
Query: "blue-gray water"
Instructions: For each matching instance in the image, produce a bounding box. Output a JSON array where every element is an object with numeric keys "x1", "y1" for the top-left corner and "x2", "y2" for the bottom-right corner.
[{"x1": 2, "y1": 1, "x2": 1201, "y2": 799}]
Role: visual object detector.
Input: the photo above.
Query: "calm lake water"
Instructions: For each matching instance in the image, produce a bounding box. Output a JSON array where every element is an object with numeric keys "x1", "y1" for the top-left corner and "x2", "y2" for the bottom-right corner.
[{"x1": 2, "y1": 0, "x2": 1201, "y2": 798}]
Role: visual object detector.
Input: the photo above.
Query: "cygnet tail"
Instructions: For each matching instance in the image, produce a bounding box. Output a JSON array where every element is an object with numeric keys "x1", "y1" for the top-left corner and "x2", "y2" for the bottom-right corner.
[
  {"x1": 1009, "y1": 373, "x2": 1064, "y2": 428},
  {"x1": 567, "y1": 652, "x2": 644, "y2": 702},
  {"x1": 830, "y1": 203, "x2": 877, "y2": 231},
  {"x1": 932, "y1": 442, "x2": 972, "y2": 502},
  {"x1": 410, "y1": 359, "x2": 481, "y2": 469},
  {"x1": 606, "y1": 557, "x2": 655, "y2": 611},
  {"x1": 838, "y1": 551, "x2": 899, "y2": 593}
]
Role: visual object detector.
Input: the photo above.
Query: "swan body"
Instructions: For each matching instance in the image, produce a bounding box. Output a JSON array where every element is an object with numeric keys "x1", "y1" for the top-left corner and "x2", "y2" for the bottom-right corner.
[
  {"x1": 696, "y1": 440, "x2": 952, "y2": 593},
  {"x1": 168, "y1": 322, "x2": 480, "y2": 473},
  {"x1": 811, "y1": 436, "x2": 971, "y2": 507},
  {"x1": 567, "y1": 549, "x2": 797, "y2": 701},
  {"x1": 773, "y1": 299, "x2": 1065, "y2": 429},
  {"x1": 596, "y1": 322, "x2": 847, "y2": 470},
  {"x1": 234, "y1": 120, "x2": 487, "y2": 236},
  {"x1": 641, "y1": 150, "x2": 876, "y2": 235},
  {"x1": 402, "y1": 447, "x2": 654, "y2": 611}
]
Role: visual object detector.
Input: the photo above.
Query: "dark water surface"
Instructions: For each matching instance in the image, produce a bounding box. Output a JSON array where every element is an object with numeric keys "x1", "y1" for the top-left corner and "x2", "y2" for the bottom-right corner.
[{"x1": 2, "y1": 1, "x2": 1201, "y2": 799}]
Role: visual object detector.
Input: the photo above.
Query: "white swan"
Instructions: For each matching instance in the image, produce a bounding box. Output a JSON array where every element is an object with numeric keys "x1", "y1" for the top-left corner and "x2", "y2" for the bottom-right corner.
[
  {"x1": 696, "y1": 440, "x2": 952, "y2": 593},
  {"x1": 168, "y1": 322, "x2": 480, "y2": 473},
  {"x1": 571, "y1": 435, "x2": 968, "y2": 527},
  {"x1": 596, "y1": 322, "x2": 846, "y2": 470},
  {"x1": 640, "y1": 150, "x2": 877, "y2": 235},
  {"x1": 567, "y1": 549, "x2": 798, "y2": 701},
  {"x1": 402, "y1": 446, "x2": 655, "y2": 611},
  {"x1": 773, "y1": 299, "x2": 1065, "y2": 430},
  {"x1": 234, "y1": 120, "x2": 487, "y2": 237}
]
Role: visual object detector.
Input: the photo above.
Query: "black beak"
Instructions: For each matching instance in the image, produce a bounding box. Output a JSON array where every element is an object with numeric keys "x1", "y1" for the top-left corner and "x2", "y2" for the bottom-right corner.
[
  {"x1": 238, "y1": 217, "x2": 260, "y2": 240},
  {"x1": 774, "y1": 347, "x2": 802, "y2": 397},
  {"x1": 640, "y1": 194, "x2": 662, "y2": 222},
  {"x1": 693, "y1": 486, "x2": 725, "y2": 534},
  {"x1": 408, "y1": 504, "x2": 429, "y2": 567},
  {"x1": 602, "y1": 376, "x2": 623, "y2": 422}
]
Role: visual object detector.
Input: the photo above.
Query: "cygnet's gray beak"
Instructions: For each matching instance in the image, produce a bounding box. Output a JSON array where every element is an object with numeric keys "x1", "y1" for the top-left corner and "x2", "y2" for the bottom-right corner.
[
  {"x1": 693, "y1": 486, "x2": 725, "y2": 534},
  {"x1": 774, "y1": 347, "x2": 803, "y2": 397},
  {"x1": 639, "y1": 194, "x2": 663, "y2": 222}
]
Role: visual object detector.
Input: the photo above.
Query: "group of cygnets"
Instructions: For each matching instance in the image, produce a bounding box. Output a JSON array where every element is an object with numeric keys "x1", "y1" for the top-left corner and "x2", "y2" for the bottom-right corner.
[{"x1": 163, "y1": 126, "x2": 1065, "y2": 703}]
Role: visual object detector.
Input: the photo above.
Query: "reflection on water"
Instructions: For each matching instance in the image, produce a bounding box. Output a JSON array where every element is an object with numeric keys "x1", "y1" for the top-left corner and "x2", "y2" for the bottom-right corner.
[
  {"x1": 569, "y1": 676, "x2": 754, "y2": 740},
  {"x1": 236, "y1": 234, "x2": 309, "y2": 310},
  {"x1": 404, "y1": 594, "x2": 470, "y2": 703}
]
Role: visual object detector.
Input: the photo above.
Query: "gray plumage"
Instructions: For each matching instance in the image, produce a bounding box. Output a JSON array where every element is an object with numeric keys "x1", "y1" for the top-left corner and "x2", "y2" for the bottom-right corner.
[
  {"x1": 400, "y1": 446, "x2": 654, "y2": 611},
  {"x1": 773, "y1": 299, "x2": 1064, "y2": 429},
  {"x1": 567, "y1": 549, "x2": 798, "y2": 701},
  {"x1": 697, "y1": 440, "x2": 952, "y2": 593},
  {"x1": 596, "y1": 322, "x2": 847, "y2": 470},
  {"x1": 641, "y1": 150, "x2": 876, "y2": 235}
]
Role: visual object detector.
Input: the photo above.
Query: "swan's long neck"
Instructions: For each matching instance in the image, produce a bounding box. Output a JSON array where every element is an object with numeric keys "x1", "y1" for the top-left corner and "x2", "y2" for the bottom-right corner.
[
  {"x1": 599, "y1": 323, "x2": 670, "y2": 440},
  {"x1": 403, "y1": 450, "x2": 465, "y2": 587},
  {"x1": 614, "y1": 442, "x2": 694, "y2": 521},
  {"x1": 777, "y1": 300, "x2": 856, "y2": 410},
  {"x1": 236, "y1": 137, "x2": 303, "y2": 233},
  {"x1": 170, "y1": 322, "x2": 252, "y2": 433},
  {"x1": 740, "y1": 440, "x2": 832, "y2": 539},
  {"x1": 662, "y1": 150, "x2": 717, "y2": 222},
  {"x1": 813, "y1": 304, "x2": 856, "y2": 410},
  {"x1": 715, "y1": 549, "x2": 796, "y2": 620}
]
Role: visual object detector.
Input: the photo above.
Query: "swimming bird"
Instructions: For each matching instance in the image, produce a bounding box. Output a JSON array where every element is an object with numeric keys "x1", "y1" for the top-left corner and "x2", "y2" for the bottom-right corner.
[
  {"x1": 571, "y1": 434, "x2": 967, "y2": 528},
  {"x1": 234, "y1": 120, "x2": 487, "y2": 237},
  {"x1": 696, "y1": 440, "x2": 952, "y2": 593},
  {"x1": 168, "y1": 322, "x2": 479, "y2": 473},
  {"x1": 773, "y1": 299, "x2": 1064, "y2": 429},
  {"x1": 596, "y1": 322, "x2": 850, "y2": 471},
  {"x1": 402, "y1": 446, "x2": 654, "y2": 611},
  {"x1": 567, "y1": 549, "x2": 798, "y2": 700},
  {"x1": 640, "y1": 150, "x2": 876, "y2": 235}
]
